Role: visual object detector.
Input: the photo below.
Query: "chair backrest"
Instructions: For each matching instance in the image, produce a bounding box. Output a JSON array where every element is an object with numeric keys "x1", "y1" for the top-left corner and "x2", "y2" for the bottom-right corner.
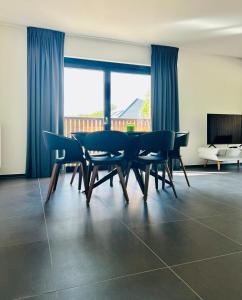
[
  {"x1": 138, "y1": 130, "x2": 175, "y2": 153},
  {"x1": 84, "y1": 130, "x2": 128, "y2": 153},
  {"x1": 174, "y1": 132, "x2": 189, "y2": 150},
  {"x1": 71, "y1": 132, "x2": 87, "y2": 146},
  {"x1": 42, "y1": 131, "x2": 84, "y2": 162}
]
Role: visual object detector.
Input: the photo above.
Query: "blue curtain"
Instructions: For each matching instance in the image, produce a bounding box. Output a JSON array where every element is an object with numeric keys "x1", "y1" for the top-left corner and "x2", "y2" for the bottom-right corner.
[
  {"x1": 26, "y1": 27, "x2": 65, "y2": 178},
  {"x1": 151, "y1": 45, "x2": 179, "y2": 131}
]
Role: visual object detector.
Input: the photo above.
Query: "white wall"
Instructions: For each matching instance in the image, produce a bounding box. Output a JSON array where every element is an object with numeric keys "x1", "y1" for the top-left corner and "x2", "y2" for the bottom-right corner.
[
  {"x1": 0, "y1": 25, "x2": 27, "y2": 175},
  {"x1": 65, "y1": 35, "x2": 150, "y2": 65},
  {"x1": 65, "y1": 35, "x2": 242, "y2": 166},
  {"x1": 179, "y1": 51, "x2": 242, "y2": 165},
  {"x1": 1, "y1": 27, "x2": 242, "y2": 174}
]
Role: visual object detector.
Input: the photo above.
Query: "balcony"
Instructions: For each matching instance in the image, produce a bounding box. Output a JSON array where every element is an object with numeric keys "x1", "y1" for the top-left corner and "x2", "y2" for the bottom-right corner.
[{"x1": 64, "y1": 116, "x2": 151, "y2": 137}]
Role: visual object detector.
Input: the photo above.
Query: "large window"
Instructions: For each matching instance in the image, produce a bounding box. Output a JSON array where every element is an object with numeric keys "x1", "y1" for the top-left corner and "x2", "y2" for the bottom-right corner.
[
  {"x1": 64, "y1": 58, "x2": 151, "y2": 136},
  {"x1": 64, "y1": 68, "x2": 104, "y2": 118},
  {"x1": 111, "y1": 72, "x2": 150, "y2": 131}
]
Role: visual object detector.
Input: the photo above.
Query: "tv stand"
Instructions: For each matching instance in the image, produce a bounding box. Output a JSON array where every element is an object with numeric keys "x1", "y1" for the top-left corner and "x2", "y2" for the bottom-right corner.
[{"x1": 198, "y1": 146, "x2": 241, "y2": 171}]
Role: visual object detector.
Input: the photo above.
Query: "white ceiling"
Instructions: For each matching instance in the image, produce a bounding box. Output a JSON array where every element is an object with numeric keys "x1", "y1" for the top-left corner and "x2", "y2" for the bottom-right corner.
[{"x1": 1, "y1": 0, "x2": 242, "y2": 57}]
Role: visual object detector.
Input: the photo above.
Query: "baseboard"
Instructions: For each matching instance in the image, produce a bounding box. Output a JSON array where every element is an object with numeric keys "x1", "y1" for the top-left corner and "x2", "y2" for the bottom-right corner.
[
  {"x1": 0, "y1": 174, "x2": 26, "y2": 179},
  {"x1": 0, "y1": 162, "x2": 239, "y2": 179},
  {"x1": 65, "y1": 165, "x2": 107, "y2": 173},
  {"x1": 185, "y1": 162, "x2": 239, "y2": 169}
]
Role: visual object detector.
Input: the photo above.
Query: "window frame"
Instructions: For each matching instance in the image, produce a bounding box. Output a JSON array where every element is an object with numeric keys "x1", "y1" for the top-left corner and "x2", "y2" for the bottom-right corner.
[{"x1": 64, "y1": 57, "x2": 151, "y2": 130}]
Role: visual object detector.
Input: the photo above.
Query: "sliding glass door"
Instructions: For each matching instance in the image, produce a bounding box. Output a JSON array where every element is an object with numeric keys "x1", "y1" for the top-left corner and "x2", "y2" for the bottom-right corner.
[
  {"x1": 111, "y1": 72, "x2": 151, "y2": 131},
  {"x1": 64, "y1": 67, "x2": 105, "y2": 136},
  {"x1": 64, "y1": 58, "x2": 151, "y2": 137}
]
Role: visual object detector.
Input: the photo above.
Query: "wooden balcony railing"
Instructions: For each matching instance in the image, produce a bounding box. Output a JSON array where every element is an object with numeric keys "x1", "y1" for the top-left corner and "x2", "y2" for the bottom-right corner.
[{"x1": 64, "y1": 116, "x2": 151, "y2": 137}]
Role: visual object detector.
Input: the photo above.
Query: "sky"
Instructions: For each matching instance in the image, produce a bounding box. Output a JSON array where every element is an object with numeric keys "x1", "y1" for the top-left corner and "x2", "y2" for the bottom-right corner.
[{"x1": 64, "y1": 67, "x2": 151, "y2": 117}]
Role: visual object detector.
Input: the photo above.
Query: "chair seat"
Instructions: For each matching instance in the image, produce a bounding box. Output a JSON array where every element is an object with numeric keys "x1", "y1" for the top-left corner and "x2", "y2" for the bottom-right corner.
[
  {"x1": 55, "y1": 157, "x2": 83, "y2": 164},
  {"x1": 88, "y1": 153, "x2": 125, "y2": 165},
  {"x1": 137, "y1": 153, "x2": 166, "y2": 163}
]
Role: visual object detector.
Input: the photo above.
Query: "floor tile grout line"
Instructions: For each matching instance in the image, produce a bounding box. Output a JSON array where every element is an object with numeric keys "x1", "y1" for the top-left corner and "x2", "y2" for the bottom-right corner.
[
  {"x1": 155, "y1": 194, "x2": 242, "y2": 247},
  {"x1": 97, "y1": 184, "x2": 240, "y2": 299},
  {"x1": 169, "y1": 249, "x2": 242, "y2": 269},
  {"x1": 187, "y1": 185, "x2": 242, "y2": 214},
  {"x1": 14, "y1": 289, "x2": 57, "y2": 300},
  {"x1": 37, "y1": 179, "x2": 54, "y2": 267},
  {"x1": 14, "y1": 267, "x2": 171, "y2": 299},
  {"x1": 51, "y1": 266, "x2": 170, "y2": 297},
  {"x1": 15, "y1": 174, "x2": 241, "y2": 299},
  {"x1": 9, "y1": 173, "x2": 241, "y2": 300},
  {"x1": 97, "y1": 193, "x2": 203, "y2": 299},
  {"x1": 148, "y1": 194, "x2": 242, "y2": 222},
  {"x1": 159, "y1": 185, "x2": 242, "y2": 215},
  {"x1": 148, "y1": 187, "x2": 242, "y2": 247},
  {"x1": 38, "y1": 179, "x2": 59, "y2": 297},
  {"x1": 83, "y1": 173, "x2": 242, "y2": 299},
  {"x1": 0, "y1": 238, "x2": 49, "y2": 250},
  {"x1": 193, "y1": 212, "x2": 242, "y2": 221},
  {"x1": 120, "y1": 221, "x2": 204, "y2": 300},
  {"x1": 15, "y1": 248, "x2": 242, "y2": 300},
  {"x1": 191, "y1": 218, "x2": 242, "y2": 246},
  {"x1": 15, "y1": 245, "x2": 242, "y2": 298}
]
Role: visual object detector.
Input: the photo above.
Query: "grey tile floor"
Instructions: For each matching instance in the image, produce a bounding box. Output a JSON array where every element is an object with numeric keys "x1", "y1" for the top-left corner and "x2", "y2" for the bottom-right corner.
[{"x1": 1, "y1": 166, "x2": 242, "y2": 299}]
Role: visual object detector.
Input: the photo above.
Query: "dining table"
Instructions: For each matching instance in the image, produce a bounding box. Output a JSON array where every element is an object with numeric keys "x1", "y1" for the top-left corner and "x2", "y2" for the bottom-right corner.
[{"x1": 72, "y1": 130, "x2": 173, "y2": 194}]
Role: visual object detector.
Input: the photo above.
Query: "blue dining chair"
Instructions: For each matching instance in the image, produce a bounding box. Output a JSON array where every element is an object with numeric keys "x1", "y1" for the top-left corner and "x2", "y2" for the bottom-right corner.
[
  {"x1": 42, "y1": 131, "x2": 87, "y2": 203},
  {"x1": 83, "y1": 130, "x2": 129, "y2": 205},
  {"x1": 133, "y1": 130, "x2": 176, "y2": 200},
  {"x1": 169, "y1": 132, "x2": 190, "y2": 186},
  {"x1": 70, "y1": 132, "x2": 88, "y2": 185},
  {"x1": 71, "y1": 131, "x2": 110, "y2": 186}
]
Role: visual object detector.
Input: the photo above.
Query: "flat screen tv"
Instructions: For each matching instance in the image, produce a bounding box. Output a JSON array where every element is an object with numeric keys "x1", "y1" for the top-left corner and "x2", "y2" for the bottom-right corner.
[{"x1": 207, "y1": 114, "x2": 242, "y2": 145}]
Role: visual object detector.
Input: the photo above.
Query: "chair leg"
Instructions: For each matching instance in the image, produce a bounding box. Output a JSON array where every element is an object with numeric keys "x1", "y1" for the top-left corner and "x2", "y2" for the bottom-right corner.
[
  {"x1": 52, "y1": 164, "x2": 61, "y2": 192},
  {"x1": 86, "y1": 166, "x2": 99, "y2": 204},
  {"x1": 109, "y1": 165, "x2": 114, "y2": 187},
  {"x1": 116, "y1": 165, "x2": 129, "y2": 203},
  {"x1": 70, "y1": 163, "x2": 79, "y2": 185},
  {"x1": 169, "y1": 158, "x2": 173, "y2": 179},
  {"x1": 162, "y1": 165, "x2": 165, "y2": 190},
  {"x1": 141, "y1": 170, "x2": 144, "y2": 182},
  {"x1": 78, "y1": 163, "x2": 83, "y2": 191},
  {"x1": 87, "y1": 163, "x2": 93, "y2": 187},
  {"x1": 46, "y1": 163, "x2": 58, "y2": 203},
  {"x1": 179, "y1": 157, "x2": 190, "y2": 187},
  {"x1": 204, "y1": 159, "x2": 208, "y2": 167},
  {"x1": 82, "y1": 160, "x2": 89, "y2": 194},
  {"x1": 88, "y1": 163, "x2": 99, "y2": 186},
  {"x1": 125, "y1": 161, "x2": 132, "y2": 186},
  {"x1": 165, "y1": 162, "x2": 177, "y2": 198},
  {"x1": 154, "y1": 164, "x2": 158, "y2": 190},
  {"x1": 144, "y1": 164, "x2": 151, "y2": 201}
]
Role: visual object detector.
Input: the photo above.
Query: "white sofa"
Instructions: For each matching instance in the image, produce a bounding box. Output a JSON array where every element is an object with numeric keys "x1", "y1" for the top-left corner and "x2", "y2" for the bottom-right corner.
[{"x1": 198, "y1": 147, "x2": 241, "y2": 170}]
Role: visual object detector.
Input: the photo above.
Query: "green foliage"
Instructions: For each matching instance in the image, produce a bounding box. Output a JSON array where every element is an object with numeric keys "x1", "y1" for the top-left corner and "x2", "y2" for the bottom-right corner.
[
  {"x1": 140, "y1": 91, "x2": 151, "y2": 118},
  {"x1": 79, "y1": 111, "x2": 103, "y2": 117},
  {"x1": 86, "y1": 111, "x2": 103, "y2": 117}
]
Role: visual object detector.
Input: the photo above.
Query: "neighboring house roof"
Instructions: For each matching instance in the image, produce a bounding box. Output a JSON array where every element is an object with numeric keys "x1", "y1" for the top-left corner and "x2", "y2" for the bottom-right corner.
[
  {"x1": 111, "y1": 110, "x2": 124, "y2": 118},
  {"x1": 112, "y1": 98, "x2": 145, "y2": 119}
]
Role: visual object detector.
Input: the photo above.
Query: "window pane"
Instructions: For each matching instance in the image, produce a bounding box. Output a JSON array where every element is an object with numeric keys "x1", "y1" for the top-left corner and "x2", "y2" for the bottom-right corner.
[
  {"x1": 64, "y1": 68, "x2": 104, "y2": 135},
  {"x1": 111, "y1": 72, "x2": 151, "y2": 132}
]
